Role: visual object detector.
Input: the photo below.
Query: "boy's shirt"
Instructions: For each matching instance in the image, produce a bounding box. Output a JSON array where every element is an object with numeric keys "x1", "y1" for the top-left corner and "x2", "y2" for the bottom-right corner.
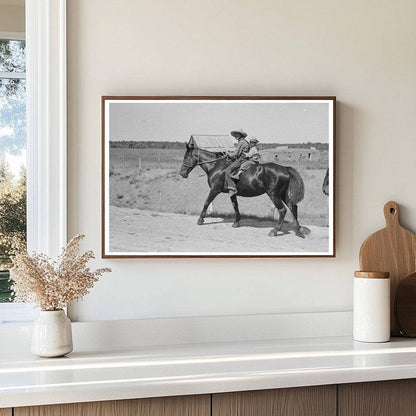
[{"x1": 245, "y1": 146, "x2": 260, "y2": 161}]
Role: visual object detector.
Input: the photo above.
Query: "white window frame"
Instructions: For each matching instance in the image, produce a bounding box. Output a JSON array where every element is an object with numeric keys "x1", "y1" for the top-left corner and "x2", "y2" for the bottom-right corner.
[
  {"x1": 0, "y1": 0, "x2": 67, "y2": 323},
  {"x1": 0, "y1": 31, "x2": 29, "y2": 322}
]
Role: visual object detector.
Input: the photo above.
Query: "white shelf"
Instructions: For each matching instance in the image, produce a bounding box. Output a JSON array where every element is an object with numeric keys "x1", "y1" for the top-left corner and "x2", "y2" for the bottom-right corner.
[{"x1": 2, "y1": 335, "x2": 416, "y2": 408}]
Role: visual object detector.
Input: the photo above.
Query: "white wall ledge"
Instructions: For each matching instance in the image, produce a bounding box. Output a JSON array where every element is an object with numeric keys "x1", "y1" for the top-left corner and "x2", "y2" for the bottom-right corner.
[{"x1": 0, "y1": 311, "x2": 352, "y2": 352}]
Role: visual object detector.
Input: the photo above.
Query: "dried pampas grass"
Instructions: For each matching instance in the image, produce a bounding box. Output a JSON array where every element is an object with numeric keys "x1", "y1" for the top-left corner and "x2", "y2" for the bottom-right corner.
[{"x1": 10, "y1": 234, "x2": 111, "y2": 311}]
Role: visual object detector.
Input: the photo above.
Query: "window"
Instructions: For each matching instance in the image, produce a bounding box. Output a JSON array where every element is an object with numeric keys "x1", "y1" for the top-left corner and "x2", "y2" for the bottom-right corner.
[
  {"x1": 0, "y1": 1, "x2": 67, "y2": 324},
  {"x1": 0, "y1": 34, "x2": 26, "y2": 306}
]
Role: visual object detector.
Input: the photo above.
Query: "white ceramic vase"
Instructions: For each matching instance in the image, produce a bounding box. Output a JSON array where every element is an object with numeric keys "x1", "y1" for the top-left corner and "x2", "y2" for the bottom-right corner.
[{"x1": 31, "y1": 310, "x2": 73, "y2": 357}]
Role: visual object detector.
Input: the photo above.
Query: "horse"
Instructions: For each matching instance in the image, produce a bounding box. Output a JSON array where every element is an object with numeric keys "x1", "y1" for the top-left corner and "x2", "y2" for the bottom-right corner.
[
  {"x1": 179, "y1": 143, "x2": 305, "y2": 237},
  {"x1": 322, "y1": 168, "x2": 329, "y2": 195}
]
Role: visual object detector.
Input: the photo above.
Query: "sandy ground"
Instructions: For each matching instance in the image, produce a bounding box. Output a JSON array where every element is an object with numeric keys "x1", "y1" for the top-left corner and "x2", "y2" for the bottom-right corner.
[{"x1": 109, "y1": 206, "x2": 330, "y2": 254}]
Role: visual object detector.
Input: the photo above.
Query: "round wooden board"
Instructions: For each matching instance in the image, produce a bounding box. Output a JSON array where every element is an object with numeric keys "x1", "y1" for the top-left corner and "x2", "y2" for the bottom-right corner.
[{"x1": 359, "y1": 201, "x2": 416, "y2": 336}]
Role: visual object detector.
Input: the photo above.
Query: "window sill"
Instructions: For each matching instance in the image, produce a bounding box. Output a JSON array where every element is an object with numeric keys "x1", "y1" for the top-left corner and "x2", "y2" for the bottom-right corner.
[{"x1": 0, "y1": 303, "x2": 35, "y2": 324}]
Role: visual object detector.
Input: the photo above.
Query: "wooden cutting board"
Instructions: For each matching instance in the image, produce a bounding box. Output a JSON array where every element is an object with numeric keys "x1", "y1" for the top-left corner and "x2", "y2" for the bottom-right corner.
[
  {"x1": 395, "y1": 273, "x2": 416, "y2": 337},
  {"x1": 359, "y1": 201, "x2": 416, "y2": 336}
]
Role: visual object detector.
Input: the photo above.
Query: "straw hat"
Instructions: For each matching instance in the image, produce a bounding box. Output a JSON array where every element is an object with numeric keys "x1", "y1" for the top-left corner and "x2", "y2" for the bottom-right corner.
[{"x1": 230, "y1": 128, "x2": 248, "y2": 139}]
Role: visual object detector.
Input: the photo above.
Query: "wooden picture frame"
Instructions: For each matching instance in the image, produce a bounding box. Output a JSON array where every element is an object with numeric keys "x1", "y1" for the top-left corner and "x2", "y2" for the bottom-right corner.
[{"x1": 102, "y1": 96, "x2": 336, "y2": 258}]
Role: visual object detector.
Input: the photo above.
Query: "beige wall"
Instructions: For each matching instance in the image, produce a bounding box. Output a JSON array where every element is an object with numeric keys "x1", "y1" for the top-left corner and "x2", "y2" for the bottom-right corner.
[
  {"x1": 67, "y1": 0, "x2": 416, "y2": 321},
  {"x1": 0, "y1": 4, "x2": 24, "y2": 33}
]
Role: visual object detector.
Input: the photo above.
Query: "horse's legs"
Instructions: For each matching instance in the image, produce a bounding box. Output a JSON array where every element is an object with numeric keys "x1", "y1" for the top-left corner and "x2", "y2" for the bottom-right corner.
[
  {"x1": 197, "y1": 188, "x2": 219, "y2": 225},
  {"x1": 230, "y1": 194, "x2": 241, "y2": 228},
  {"x1": 267, "y1": 193, "x2": 287, "y2": 237},
  {"x1": 286, "y1": 200, "x2": 301, "y2": 231}
]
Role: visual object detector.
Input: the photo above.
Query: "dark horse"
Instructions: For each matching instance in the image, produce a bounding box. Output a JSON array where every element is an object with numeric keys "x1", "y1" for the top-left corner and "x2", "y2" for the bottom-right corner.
[{"x1": 180, "y1": 144, "x2": 305, "y2": 237}]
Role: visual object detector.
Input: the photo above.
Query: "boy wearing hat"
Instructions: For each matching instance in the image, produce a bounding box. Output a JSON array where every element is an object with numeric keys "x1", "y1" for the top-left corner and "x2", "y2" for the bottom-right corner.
[
  {"x1": 224, "y1": 128, "x2": 250, "y2": 196},
  {"x1": 231, "y1": 137, "x2": 260, "y2": 180}
]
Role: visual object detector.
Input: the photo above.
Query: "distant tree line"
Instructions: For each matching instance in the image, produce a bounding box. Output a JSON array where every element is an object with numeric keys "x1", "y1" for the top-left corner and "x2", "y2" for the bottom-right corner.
[
  {"x1": 110, "y1": 141, "x2": 185, "y2": 149},
  {"x1": 110, "y1": 140, "x2": 329, "y2": 151},
  {"x1": 260, "y1": 142, "x2": 329, "y2": 151}
]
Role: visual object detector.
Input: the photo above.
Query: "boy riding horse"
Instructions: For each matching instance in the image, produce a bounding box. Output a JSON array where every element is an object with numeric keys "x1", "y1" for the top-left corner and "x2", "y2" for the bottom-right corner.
[
  {"x1": 224, "y1": 128, "x2": 250, "y2": 196},
  {"x1": 231, "y1": 137, "x2": 260, "y2": 179}
]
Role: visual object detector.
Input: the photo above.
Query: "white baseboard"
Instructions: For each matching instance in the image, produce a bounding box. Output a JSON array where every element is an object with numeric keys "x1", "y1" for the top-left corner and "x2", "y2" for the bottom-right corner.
[{"x1": 0, "y1": 311, "x2": 352, "y2": 353}]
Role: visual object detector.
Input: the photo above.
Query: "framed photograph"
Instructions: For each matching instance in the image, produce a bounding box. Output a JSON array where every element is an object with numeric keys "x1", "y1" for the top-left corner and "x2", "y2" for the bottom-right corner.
[{"x1": 102, "y1": 96, "x2": 335, "y2": 258}]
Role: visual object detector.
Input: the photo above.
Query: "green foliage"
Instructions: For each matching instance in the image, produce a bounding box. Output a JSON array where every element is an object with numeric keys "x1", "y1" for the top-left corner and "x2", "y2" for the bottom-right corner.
[
  {"x1": 0, "y1": 162, "x2": 26, "y2": 267},
  {"x1": 0, "y1": 270, "x2": 11, "y2": 302},
  {"x1": 0, "y1": 39, "x2": 25, "y2": 73},
  {"x1": 0, "y1": 162, "x2": 26, "y2": 302}
]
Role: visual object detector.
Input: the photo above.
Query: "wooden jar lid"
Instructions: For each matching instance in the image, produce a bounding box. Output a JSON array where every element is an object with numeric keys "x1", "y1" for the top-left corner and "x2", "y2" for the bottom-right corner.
[{"x1": 354, "y1": 271, "x2": 390, "y2": 279}]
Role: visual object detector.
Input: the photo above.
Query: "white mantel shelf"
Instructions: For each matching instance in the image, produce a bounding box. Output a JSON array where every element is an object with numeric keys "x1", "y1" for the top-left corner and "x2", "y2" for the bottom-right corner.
[{"x1": 2, "y1": 336, "x2": 416, "y2": 408}]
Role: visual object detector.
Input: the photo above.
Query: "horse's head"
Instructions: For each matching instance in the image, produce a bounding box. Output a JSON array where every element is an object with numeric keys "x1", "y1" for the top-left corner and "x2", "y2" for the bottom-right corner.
[{"x1": 180, "y1": 143, "x2": 198, "y2": 178}]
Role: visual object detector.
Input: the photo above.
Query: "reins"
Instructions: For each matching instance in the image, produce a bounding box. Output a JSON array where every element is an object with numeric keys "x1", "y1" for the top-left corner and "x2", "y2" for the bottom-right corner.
[{"x1": 182, "y1": 149, "x2": 227, "y2": 168}]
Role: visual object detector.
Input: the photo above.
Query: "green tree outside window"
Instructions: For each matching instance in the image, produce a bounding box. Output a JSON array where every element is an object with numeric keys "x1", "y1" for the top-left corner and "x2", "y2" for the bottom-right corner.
[{"x1": 0, "y1": 38, "x2": 27, "y2": 302}]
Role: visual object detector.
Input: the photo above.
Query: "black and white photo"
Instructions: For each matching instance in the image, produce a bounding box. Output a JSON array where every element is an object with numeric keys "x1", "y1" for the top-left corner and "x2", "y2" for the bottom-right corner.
[{"x1": 102, "y1": 97, "x2": 335, "y2": 257}]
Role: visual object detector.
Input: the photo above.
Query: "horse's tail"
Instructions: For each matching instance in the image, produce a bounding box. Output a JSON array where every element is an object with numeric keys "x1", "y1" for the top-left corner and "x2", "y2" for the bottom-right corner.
[{"x1": 285, "y1": 166, "x2": 305, "y2": 205}]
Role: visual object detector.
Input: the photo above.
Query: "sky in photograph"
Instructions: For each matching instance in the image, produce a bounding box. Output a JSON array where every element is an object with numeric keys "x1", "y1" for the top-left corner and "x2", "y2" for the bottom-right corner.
[{"x1": 109, "y1": 101, "x2": 330, "y2": 144}]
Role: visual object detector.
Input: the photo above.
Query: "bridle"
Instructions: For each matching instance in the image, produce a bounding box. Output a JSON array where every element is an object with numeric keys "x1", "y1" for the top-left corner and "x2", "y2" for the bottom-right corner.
[{"x1": 181, "y1": 148, "x2": 227, "y2": 169}]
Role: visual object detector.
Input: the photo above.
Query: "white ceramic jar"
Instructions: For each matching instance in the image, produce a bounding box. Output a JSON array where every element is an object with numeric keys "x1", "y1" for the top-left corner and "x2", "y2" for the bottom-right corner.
[
  {"x1": 31, "y1": 310, "x2": 73, "y2": 357},
  {"x1": 353, "y1": 271, "x2": 390, "y2": 343}
]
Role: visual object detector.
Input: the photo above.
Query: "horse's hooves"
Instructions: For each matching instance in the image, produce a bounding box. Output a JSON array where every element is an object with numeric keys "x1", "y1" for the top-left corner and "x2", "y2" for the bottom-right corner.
[
  {"x1": 292, "y1": 224, "x2": 306, "y2": 238},
  {"x1": 268, "y1": 229, "x2": 278, "y2": 237},
  {"x1": 232, "y1": 221, "x2": 240, "y2": 228},
  {"x1": 197, "y1": 218, "x2": 204, "y2": 225}
]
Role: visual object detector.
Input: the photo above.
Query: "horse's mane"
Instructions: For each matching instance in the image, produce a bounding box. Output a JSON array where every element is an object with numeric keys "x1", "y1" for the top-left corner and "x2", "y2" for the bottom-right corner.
[{"x1": 197, "y1": 147, "x2": 228, "y2": 157}]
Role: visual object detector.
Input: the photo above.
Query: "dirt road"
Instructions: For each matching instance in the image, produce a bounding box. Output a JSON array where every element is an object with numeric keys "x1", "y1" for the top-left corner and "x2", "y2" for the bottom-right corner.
[{"x1": 109, "y1": 206, "x2": 330, "y2": 254}]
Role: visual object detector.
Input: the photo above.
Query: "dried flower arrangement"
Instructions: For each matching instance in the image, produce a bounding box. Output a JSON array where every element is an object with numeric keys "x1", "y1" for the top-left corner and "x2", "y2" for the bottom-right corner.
[{"x1": 10, "y1": 234, "x2": 111, "y2": 311}]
